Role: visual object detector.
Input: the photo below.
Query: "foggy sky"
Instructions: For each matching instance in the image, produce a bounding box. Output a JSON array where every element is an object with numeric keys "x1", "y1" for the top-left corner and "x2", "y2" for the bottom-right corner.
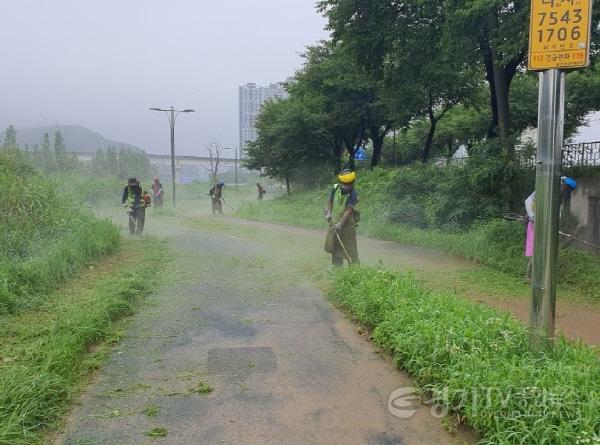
[{"x1": 0, "y1": 0, "x2": 328, "y2": 156}]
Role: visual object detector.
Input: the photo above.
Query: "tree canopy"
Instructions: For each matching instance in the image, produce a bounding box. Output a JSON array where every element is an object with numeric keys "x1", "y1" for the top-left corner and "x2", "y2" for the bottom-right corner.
[{"x1": 243, "y1": 0, "x2": 600, "y2": 191}]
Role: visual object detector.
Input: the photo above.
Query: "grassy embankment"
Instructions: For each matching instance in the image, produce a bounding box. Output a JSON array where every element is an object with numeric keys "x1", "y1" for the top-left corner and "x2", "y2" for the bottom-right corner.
[
  {"x1": 332, "y1": 267, "x2": 600, "y2": 444},
  {"x1": 0, "y1": 151, "x2": 166, "y2": 444},
  {"x1": 236, "y1": 169, "x2": 600, "y2": 299}
]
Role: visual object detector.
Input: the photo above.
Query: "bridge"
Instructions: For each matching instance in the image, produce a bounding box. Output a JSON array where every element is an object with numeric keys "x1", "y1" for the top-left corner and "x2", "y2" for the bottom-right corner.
[{"x1": 76, "y1": 152, "x2": 239, "y2": 183}]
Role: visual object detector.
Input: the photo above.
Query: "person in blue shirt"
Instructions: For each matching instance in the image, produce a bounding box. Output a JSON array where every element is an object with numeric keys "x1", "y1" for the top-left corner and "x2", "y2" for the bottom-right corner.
[{"x1": 324, "y1": 169, "x2": 360, "y2": 266}]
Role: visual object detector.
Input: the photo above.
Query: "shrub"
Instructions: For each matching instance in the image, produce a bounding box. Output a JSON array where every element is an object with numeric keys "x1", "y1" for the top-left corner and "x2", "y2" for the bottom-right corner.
[
  {"x1": 385, "y1": 150, "x2": 534, "y2": 230},
  {"x1": 236, "y1": 167, "x2": 600, "y2": 298}
]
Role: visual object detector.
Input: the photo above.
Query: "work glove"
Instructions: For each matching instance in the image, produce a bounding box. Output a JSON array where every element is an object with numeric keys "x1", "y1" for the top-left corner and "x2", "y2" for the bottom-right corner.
[
  {"x1": 332, "y1": 222, "x2": 342, "y2": 232},
  {"x1": 324, "y1": 208, "x2": 332, "y2": 222}
]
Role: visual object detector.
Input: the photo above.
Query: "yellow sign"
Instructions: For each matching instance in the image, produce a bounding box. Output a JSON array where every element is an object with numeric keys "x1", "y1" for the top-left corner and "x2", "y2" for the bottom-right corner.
[{"x1": 528, "y1": 0, "x2": 592, "y2": 70}]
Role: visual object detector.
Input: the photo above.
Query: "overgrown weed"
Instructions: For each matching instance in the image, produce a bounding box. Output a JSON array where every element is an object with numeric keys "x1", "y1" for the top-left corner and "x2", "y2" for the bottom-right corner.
[{"x1": 331, "y1": 267, "x2": 600, "y2": 444}]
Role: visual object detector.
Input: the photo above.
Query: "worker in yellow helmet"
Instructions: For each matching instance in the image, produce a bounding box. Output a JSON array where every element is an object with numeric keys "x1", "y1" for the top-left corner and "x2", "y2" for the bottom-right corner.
[{"x1": 324, "y1": 169, "x2": 360, "y2": 266}]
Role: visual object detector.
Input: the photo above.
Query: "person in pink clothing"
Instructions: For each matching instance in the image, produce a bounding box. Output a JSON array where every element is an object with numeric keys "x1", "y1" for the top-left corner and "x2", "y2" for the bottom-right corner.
[
  {"x1": 524, "y1": 176, "x2": 577, "y2": 281},
  {"x1": 524, "y1": 191, "x2": 535, "y2": 281}
]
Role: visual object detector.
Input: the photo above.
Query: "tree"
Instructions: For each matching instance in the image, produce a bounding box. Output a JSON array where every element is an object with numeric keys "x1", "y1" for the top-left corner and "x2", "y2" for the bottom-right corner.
[
  {"x1": 318, "y1": 0, "x2": 478, "y2": 162},
  {"x1": 289, "y1": 42, "x2": 372, "y2": 166},
  {"x1": 92, "y1": 148, "x2": 106, "y2": 176},
  {"x1": 30, "y1": 143, "x2": 40, "y2": 169},
  {"x1": 245, "y1": 98, "x2": 335, "y2": 195},
  {"x1": 318, "y1": 0, "x2": 414, "y2": 167},
  {"x1": 106, "y1": 146, "x2": 118, "y2": 175},
  {"x1": 53, "y1": 130, "x2": 68, "y2": 171},
  {"x1": 442, "y1": 0, "x2": 530, "y2": 156},
  {"x1": 387, "y1": 2, "x2": 480, "y2": 161},
  {"x1": 2, "y1": 125, "x2": 17, "y2": 149},
  {"x1": 39, "y1": 132, "x2": 55, "y2": 173},
  {"x1": 502, "y1": 65, "x2": 600, "y2": 140},
  {"x1": 205, "y1": 140, "x2": 228, "y2": 183}
]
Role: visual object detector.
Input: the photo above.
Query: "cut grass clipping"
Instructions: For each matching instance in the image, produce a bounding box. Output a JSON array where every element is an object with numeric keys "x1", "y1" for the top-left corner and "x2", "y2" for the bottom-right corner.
[
  {"x1": 331, "y1": 267, "x2": 600, "y2": 445},
  {"x1": 193, "y1": 380, "x2": 214, "y2": 394},
  {"x1": 144, "y1": 427, "x2": 168, "y2": 438},
  {"x1": 0, "y1": 238, "x2": 167, "y2": 445},
  {"x1": 143, "y1": 405, "x2": 160, "y2": 418}
]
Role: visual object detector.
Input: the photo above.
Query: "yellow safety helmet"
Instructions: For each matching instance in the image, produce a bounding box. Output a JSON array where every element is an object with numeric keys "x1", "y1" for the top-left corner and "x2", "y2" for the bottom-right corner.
[{"x1": 337, "y1": 169, "x2": 356, "y2": 184}]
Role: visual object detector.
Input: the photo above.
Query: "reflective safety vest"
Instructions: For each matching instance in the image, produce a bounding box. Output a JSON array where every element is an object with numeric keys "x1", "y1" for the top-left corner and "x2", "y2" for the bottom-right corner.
[
  {"x1": 332, "y1": 184, "x2": 350, "y2": 215},
  {"x1": 126, "y1": 187, "x2": 136, "y2": 208}
]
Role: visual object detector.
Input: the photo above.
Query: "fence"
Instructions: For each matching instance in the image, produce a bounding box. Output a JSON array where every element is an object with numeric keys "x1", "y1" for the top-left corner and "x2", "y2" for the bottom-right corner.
[
  {"x1": 447, "y1": 141, "x2": 600, "y2": 169},
  {"x1": 562, "y1": 141, "x2": 600, "y2": 168}
]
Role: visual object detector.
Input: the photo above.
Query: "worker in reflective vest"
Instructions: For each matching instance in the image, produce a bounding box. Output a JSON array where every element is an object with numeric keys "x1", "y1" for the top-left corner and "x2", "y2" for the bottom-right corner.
[{"x1": 324, "y1": 169, "x2": 360, "y2": 267}]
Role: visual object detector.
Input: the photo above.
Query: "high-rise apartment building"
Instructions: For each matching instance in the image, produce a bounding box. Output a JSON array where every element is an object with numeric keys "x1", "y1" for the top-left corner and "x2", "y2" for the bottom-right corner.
[{"x1": 238, "y1": 82, "x2": 288, "y2": 156}]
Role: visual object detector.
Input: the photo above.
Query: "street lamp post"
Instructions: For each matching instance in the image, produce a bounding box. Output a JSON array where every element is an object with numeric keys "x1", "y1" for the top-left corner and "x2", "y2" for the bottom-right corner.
[{"x1": 149, "y1": 106, "x2": 195, "y2": 210}]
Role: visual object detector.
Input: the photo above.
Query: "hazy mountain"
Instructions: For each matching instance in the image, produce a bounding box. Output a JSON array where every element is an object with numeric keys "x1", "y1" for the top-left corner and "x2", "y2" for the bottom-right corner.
[{"x1": 1, "y1": 125, "x2": 142, "y2": 153}]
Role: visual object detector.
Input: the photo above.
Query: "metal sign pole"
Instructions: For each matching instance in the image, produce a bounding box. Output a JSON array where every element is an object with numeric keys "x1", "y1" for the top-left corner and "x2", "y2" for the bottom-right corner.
[
  {"x1": 170, "y1": 106, "x2": 176, "y2": 211},
  {"x1": 529, "y1": 69, "x2": 565, "y2": 351}
]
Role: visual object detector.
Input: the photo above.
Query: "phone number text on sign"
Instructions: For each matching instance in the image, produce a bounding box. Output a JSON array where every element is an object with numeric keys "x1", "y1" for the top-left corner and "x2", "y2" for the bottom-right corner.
[{"x1": 528, "y1": 0, "x2": 592, "y2": 70}]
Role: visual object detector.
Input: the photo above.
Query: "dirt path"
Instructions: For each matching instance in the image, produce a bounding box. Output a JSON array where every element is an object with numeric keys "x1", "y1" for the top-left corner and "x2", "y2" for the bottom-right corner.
[
  {"x1": 55, "y1": 210, "x2": 473, "y2": 445},
  {"x1": 223, "y1": 216, "x2": 600, "y2": 347}
]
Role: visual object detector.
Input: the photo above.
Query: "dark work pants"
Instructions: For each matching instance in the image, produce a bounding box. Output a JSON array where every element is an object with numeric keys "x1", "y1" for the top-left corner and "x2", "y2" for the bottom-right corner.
[
  {"x1": 212, "y1": 198, "x2": 223, "y2": 214},
  {"x1": 129, "y1": 207, "x2": 146, "y2": 235},
  {"x1": 332, "y1": 254, "x2": 344, "y2": 267}
]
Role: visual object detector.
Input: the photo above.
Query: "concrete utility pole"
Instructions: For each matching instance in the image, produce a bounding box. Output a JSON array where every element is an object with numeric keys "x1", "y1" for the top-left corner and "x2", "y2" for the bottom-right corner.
[
  {"x1": 150, "y1": 106, "x2": 195, "y2": 210},
  {"x1": 529, "y1": 70, "x2": 565, "y2": 351}
]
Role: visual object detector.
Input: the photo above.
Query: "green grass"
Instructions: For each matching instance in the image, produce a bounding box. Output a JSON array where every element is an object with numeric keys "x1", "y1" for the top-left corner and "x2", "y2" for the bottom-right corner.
[
  {"x1": 331, "y1": 267, "x2": 600, "y2": 444},
  {"x1": 0, "y1": 151, "x2": 120, "y2": 314},
  {"x1": 235, "y1": 169, "x2": 600, "y2": 299},
  {"x1": 0, "y1": 238, "x2": 167, "y2": 445}
]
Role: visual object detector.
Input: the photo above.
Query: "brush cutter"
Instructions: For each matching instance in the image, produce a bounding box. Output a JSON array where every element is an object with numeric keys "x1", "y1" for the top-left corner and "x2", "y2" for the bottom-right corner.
[
  {"x1": 220, "y1": 197, "x2": 238, "y2": 212},
  {"x1": 503, "y1": 213, "x2": 600, "y2": 251},
  {"x1": 205, "y1": 194, "x2": 237, "y2": 213},
  {"x1": 330, "y1": 223, "x2": 353, "y2": 264}
]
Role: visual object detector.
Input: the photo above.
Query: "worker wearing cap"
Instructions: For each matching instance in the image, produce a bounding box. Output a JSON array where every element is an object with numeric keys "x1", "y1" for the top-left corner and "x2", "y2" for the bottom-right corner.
[
  {"x1": 121, "y1": 177, "x2": 145, "y2": 235},
  {"x1": 324, "y1": 169, "x2": 360, "y2": 266},
  {"x1": 209, "y1": 182, "x2": 225, "y2": 215},
  {"x1": 524, "y1": 176, "x2": 577, "y2": 280},
  {"x1": 151, "y1": 177, "x2": 164, "y2": 208}
]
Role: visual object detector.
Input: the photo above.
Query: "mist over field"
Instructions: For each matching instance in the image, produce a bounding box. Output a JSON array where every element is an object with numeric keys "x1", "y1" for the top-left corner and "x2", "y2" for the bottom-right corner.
[
  {"x1": 0, "y1": 0, "x2": 327, "y2": 156},
  {"x1": 2, "y1": 1, "x2": 600, "y2": 444}
]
